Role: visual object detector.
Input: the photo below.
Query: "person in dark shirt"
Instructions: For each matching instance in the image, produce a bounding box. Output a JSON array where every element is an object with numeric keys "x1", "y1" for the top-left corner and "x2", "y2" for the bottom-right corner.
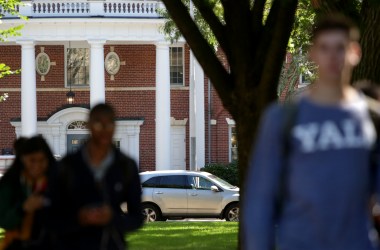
[
  {"x1": 0, "y1": 136, "x2": 56, "y2": 250},
  {"x1": 49, "y1": 103, "x2": 143, "y2": 250}
]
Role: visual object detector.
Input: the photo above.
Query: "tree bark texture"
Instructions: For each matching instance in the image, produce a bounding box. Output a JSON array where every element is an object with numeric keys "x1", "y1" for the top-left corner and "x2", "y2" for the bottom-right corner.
[
  {"x1": 161, "y1": 0, "x2": 297, "y2": 188},
  {"x1": 161, "y1": 0, "x2": 298, "y2": 248},
  {"x1": 352, "y1": 0, "x2": 380, "y2": 84}
]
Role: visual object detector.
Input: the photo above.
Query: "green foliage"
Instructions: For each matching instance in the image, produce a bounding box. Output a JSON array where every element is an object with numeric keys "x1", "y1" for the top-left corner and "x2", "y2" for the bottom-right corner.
[
  {"x1": 127, "y1": 222, "x2": 238, "y2": 250},
  {"x1": 278, "y1": 53, "x2": 317, "y2": 99},
  {"x1": 0, "y1": 92, "x2": 8, "y2": 102},
  {"x1": 0, "y1": 25, "x2": 23, "y2": 42},
  {"x1": 277, "y1": 0, "x2": 316, "y2": 100},
  {"x1": 0, "y1": 0, "x2": 25, "y2": 42},
  {"x1": 201, "y1": 162, "x2": 239, "y2": 187},
  {"x1": 159, "y1": 0, "x2": 223, "y2": 50},
  {"x1": 0, "y1": 63, "x2": 20, "y2": 78},
  {"x1": 288, "y1": 0, "x2": 315, "y2": 53},
  {"x1": 0, "y1": 63, "x2": 19, "y2": 101},
  {"x1": 160, "y1": 0, "x2": 317, "y2": 101},
  {"x1": 1, "y1": 0, "x2": 25, "y2": 101}
]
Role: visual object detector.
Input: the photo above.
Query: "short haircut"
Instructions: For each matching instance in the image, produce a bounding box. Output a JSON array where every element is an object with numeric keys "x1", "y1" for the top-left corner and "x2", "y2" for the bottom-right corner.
[
  {"x1": 89, "y1": 103, "x2": 116, "y2": 122},
  {"x1": 312, "y1": 14, "x2": 360, "y2": 42}
]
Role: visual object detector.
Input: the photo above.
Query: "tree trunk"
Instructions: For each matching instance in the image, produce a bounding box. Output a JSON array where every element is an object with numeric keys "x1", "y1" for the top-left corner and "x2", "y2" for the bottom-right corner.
[
  {"x1": 352, "y1": 0, "x2": 380, "y2": 84},
  {"x1": 160, "y1": 1, "x2": 298, "y2": 248}
]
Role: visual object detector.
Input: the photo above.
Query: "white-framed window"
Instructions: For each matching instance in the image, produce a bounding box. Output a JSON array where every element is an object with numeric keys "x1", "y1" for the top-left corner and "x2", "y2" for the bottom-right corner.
[
  {"x1": 66, "y1": 47, "x2": 90, "y2": 87},
  {"x1": 229, "y1": 126, "x2": 238, "y2": 162},
  {"x1": 169, "y1": 47, "x2": 184, "y2": 85}
]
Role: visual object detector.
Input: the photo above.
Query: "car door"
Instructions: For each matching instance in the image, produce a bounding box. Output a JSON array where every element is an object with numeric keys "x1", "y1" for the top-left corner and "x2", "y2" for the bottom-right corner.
[
  {"x1": 141, "y1": 176, "x2": 161, "y2": 203},
  {"x1": 152, "y1": 175, "x2": 188, "y2": 215},
  {"x1": 187, "y1": 175, "x2": 223, "y2": 215}
]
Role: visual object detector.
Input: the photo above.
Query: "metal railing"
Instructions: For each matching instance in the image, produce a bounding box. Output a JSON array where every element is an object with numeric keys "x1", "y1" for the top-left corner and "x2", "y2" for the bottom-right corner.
[{"x1": 0, "y1": 0, "x2": 163, "y2": 18}]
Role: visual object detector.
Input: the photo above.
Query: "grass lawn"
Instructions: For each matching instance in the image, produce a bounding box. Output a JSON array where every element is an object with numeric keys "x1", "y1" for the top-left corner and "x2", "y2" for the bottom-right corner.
[
  {"x1": 1, "y1": 221, "x2": 238, "y2": 250},
  {"x1": 127, "y1": 221, "x2": 238, "y2": 250}
]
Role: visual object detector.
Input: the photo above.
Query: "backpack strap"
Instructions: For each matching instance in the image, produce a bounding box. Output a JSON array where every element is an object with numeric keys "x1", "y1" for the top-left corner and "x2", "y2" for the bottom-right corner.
[
  {"x1": 275, "y1": 101, "x2": 299, "y2": 219},
  {"x1": 364, "y1": 96, "x2": 380, "y2": 193}
]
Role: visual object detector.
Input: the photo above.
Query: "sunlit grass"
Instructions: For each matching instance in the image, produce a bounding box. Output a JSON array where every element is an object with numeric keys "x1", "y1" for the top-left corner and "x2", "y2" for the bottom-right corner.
[
  {"x1": 127, "y1": 221, "x2": 238, "y2": 250},
  {"x1": 1, "y1": 222, "x2": 238, "y2": 250}
]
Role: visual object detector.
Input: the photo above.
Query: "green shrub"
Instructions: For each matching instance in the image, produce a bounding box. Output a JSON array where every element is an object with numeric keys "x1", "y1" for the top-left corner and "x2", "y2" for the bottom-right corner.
[{"x1": 201, "y1": 162, "x2": 239, "y2": 187}]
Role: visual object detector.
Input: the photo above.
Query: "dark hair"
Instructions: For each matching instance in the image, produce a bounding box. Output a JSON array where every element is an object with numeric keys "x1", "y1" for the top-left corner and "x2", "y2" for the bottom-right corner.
[
  {"x1": 312, "y1": 14, "x2": 360, "y2": 42},
  {"x1": 20, "y1": 136, "x2": 56, "y2": 165},
  {"x1": 13, "y1": 137, "x2": 28, "y2": 156},
  {"x1": 89, "y1": 103, "x2": 116, "y2": 122},
  {"x1": 0, "y1": 136, "x2": 56, "y2": 186}
]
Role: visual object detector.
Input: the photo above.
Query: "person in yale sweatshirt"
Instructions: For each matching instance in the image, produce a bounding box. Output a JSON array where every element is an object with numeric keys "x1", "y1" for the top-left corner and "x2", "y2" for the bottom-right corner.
[{"x1": 243, "y1": 14, "x2": 380, "y2": 250}]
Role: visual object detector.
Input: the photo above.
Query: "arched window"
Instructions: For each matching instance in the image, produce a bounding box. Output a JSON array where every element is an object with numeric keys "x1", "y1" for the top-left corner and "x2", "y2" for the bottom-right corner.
[{"x1": 67, "y1": 121, "x2": 88, "y2": 130}]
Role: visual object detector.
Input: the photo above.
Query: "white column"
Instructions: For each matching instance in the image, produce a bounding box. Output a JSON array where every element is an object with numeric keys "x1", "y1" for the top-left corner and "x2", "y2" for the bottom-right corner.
[
  {"x1": 189, "y1": 51, "x2": 196, "y2": 171},
  {"x1": 155, "y1": 42, "x2": 171, "y2": 170},
  {"x1": 88, "y1": 39, "x2": 106, "y2": 107},
  {"x1": 194, "y1": 59, "x2": 205, "y2": 170},
  {"x1": 52, "y1": 127, "x2": 60, "y2": 156},
  {"x1": 18, "y1": 40, "x2": 37, "y2": 137},
  {"x1": 189, "y1": 0, "x2": 196, "y2": 171}
]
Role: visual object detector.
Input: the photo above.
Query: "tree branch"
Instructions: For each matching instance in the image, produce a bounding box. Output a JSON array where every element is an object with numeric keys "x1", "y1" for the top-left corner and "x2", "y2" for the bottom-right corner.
[
  {"x1": 191, "y1": 0, "x2": 229, "y2": 57},
  {"x1": 220, "y1": 0, "x2": 253, "y2": 80},
  {"x1": 254, "y1": 0, "x2": 299, "y2": 103},
  {"x1": 251, "y1": 0, "x2": 266, "y2": 37},
  {"x1": 161, "y1": 0, "x2": 234, "y2": 107}
]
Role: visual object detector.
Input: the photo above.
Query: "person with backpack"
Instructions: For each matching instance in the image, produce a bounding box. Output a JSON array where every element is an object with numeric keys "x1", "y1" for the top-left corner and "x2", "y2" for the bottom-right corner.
[
  {"x1": 0, "y1": 136, "x2": 56, "y2": 250},
  {"x1": 243, "y1": 14, "x2": 380, "y2": 250},
  {"x1": 48, "y1": 103, "x2": 143, "y2": 250}
]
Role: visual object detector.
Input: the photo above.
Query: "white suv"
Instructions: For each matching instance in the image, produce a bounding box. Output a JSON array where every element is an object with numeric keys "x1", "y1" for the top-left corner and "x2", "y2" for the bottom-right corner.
[{"x1": 140, "y1": 170, "x2": 239, "y2": 222}]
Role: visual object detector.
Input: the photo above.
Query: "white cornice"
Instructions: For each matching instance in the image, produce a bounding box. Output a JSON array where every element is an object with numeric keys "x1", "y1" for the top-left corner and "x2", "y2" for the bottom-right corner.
[{"x1": 0, "y1": 19, "x2": 166, "y2": 42}]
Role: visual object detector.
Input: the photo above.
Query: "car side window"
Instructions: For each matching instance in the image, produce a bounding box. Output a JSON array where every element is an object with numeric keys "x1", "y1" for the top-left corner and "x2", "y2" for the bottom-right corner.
[
  {"x1": 187, "y1": 176, "x2": 214, "y2": 190},
  {"x1": 142, "y1": 176, "x2": 161, "y2": 188},
  {"x1": 159, "y1": 175, "x2": 189, "y2": 189}
]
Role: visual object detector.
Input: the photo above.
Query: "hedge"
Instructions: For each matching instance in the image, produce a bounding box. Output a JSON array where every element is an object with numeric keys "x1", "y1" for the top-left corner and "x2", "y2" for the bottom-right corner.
[{"x1": 200, "y1": 162, "x2": 239, "y2": 187}]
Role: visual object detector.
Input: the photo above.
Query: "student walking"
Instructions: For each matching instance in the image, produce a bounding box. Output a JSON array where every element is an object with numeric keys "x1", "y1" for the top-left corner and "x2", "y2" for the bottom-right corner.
[
  {"x1": 49, "y1": 103, "x2": 143, "y2": 250},
  {"x1": 243, "y1": 15, "x2": 380, "y2": 250}
]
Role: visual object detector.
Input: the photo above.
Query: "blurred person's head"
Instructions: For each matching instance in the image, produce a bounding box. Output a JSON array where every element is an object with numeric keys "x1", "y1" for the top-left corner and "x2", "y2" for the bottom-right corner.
[
  {"x1": 20, "y1": 136, "x2": 55, "y2": 181},
  {"x1": 309, "y1": 14, "x2": 361, "y2": 83},
  {"x1": 88, "y1": 103, "x2": 116, "y2": 149}
]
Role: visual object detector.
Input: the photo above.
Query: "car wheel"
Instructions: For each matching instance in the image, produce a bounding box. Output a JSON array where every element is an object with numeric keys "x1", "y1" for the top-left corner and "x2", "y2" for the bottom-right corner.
[
  {"x1": 224, "y1": 203, "x2": 239, "y2": 222},
  {"x1": 142, "y1": 204, "x2": 162, "y2": 222}
]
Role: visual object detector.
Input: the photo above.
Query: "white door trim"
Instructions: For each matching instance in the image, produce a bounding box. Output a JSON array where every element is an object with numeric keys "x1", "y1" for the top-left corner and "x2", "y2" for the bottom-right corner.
[{"x1": 11, "y1": 107, "x2": 144, "y2": 163}]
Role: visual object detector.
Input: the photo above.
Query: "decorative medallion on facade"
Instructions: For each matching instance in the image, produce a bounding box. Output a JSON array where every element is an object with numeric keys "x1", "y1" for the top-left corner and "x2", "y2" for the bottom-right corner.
[
  {"x1": 35, "y1": 47, "x2": 56, "y2": 81},
  {"x1": 105, "y1": 47, "x2": 125, "y2": 80},
  {"x1": 67, "y1": 121, "x2": 88, "y2": 130}
]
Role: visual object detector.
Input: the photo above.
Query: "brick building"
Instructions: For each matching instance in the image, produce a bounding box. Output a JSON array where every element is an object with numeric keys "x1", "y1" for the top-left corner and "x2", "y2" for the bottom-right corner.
[{"x1": 0, "y1": 1, "x2": 236, "y2": 171}]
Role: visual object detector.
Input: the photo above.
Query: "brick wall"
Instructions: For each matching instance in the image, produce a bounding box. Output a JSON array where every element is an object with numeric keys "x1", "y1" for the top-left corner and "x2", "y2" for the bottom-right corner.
[
  {"x1": 0, "y1": 44, "x2": 233, "y2": 169},
  {"x1": 204, "y1": 48, "x2": 233, "y2": 165}
]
